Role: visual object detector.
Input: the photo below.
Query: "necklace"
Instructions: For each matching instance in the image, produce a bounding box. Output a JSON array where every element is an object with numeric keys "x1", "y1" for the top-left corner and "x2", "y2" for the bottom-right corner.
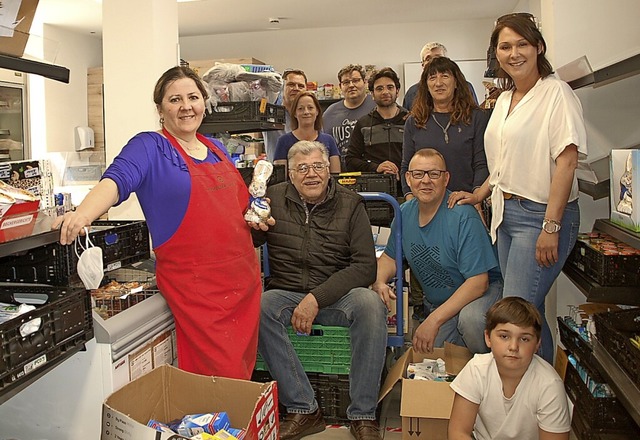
[{"x1": 432, "y1": 113, "x2": 452, "y2": 144}]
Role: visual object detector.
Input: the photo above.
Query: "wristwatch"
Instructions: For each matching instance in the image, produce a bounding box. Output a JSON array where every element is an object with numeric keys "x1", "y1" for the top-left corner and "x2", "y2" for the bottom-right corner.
[{"x1": 542, "y1": 218, "x2": 562, "y2": 234}]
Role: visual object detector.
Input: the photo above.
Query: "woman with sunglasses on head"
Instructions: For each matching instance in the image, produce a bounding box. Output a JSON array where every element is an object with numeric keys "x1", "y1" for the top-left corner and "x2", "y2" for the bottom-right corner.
[
  {"x1": 449, "y1": 14, "x2": 587, "y2": 363},
  {"x1": 273, "y1": 91, "x2": 341, "y2": 175}
]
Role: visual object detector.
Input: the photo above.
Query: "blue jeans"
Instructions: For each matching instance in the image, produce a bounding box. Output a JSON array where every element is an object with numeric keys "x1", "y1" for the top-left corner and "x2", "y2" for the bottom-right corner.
[
  {"x1": 424, "y1": 278, "x2": 504, "y2": 354},
  {"x1": 497, "y1": 198, "x2": 580, "y2": 362},
  {"x1": 258, "y1": 287, "x2": 388, "y2": 420}
]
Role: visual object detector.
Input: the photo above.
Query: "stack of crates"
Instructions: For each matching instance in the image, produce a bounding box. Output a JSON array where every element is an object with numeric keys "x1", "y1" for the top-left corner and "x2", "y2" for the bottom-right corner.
[
  {"x1": 558, "y1": 315, "x2": 640, "y2": 438},
  {"x1": 253, "y1": 325, "x2": 351, "y2": 424}
]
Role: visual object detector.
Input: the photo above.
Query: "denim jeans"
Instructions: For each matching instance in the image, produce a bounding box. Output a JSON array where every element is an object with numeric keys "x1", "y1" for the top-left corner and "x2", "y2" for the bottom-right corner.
[
  {"x1": 258, "y1": 287, "x2": 388, "y2": 420},
  {"x1": 497, "y1": 198, "x2": 580, "y2": 363},
  {"x1": 424, "y1": 278, "x2": 504, "y2": 354}
]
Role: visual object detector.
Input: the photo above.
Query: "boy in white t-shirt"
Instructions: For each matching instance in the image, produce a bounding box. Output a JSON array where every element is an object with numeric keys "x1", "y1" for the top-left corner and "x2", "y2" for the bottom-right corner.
[{"x1": 448, "y1": 297, "x2": 571, "y2": 440}]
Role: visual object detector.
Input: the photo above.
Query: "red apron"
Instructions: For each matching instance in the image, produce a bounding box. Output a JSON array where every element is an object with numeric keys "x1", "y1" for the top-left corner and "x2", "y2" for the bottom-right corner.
[{"x1": 154, "y1": 129, "x2": 261, "y2": 379}]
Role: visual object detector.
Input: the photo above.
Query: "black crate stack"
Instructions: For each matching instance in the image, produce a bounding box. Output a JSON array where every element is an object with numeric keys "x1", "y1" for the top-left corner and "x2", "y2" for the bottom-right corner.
[{"x1": 558, "y1": 316, "x2": 640, "y2": 438}]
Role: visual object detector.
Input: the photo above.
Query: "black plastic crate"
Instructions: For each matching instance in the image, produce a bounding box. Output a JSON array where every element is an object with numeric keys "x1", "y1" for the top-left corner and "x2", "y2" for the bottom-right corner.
[
  {"x1": 564, "y1": 232, "x2": 640, "y2": 286},
  {"x1": 336, "y1": 174, "x2": 398, "y2": 227},
  {"x1": 0, "y1": 220, "x2": 150, "y2": 286},
  {"x1": 557, "y1": 317, "x2": 600, "y2": 379},
  {"x1": 0, "y1": 285, "x2": 93, "y2": 391},
  {"x1": 564, "y1": 360, "x2": 637, "y2": 432},
  {"x1": 251, "y1": 369, "x2": 350, "y2": 425},
  {"x1": 203, "y1": 101, "x2": 286, "y2": 124},
  {"x1": 309, "y1": 372, "x2": 351, "y2": 425},
  {"x1": 571, "y1": 393, "x2": 640, "y2": 440},
  {"x1": 593, "y1": 308, "x2": 640, "y2": 387},
  {"x1": 238, "y1": 164, "x2": 286, "y2": 188}
]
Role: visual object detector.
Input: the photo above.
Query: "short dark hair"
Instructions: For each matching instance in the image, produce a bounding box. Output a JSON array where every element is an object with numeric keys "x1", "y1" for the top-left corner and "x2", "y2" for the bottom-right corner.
[
  {"x1": 485, "y1": 297, "x2": 543, "y2": 340},
  {"x1": 289, "y1": 91, "x2": 323, "y2": 131},
  {"x1": 337, "y1": 64, "x2": 366, "y2": 83},
  {"x1": 368, "y1": 67, "x2": 401, "y2": 92},
  {"x1": 153, "y1": 66, "x2": 209, "y2": 106},
  {"x1": 283, "y1": 69, "x2": 308, "y2": 84},
  {"x1": 490, "y1": 14, "x2": 553, "y2": 90}
]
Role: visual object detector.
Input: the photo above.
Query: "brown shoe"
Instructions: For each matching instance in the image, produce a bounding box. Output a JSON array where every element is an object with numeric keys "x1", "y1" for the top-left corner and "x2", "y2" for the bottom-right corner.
[
  {"x1": 279, "y1": 408, "x2": 326, "y2": 440},
  {"x1": 350, "y1": 420, "x2": 382, "y2": 440}
]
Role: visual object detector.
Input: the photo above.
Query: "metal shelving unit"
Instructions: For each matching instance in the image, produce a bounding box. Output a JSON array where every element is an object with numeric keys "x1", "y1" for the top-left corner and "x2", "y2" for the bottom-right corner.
[
  {"x1": 562, "y1": 264, "x2": 640, "y2": 306},
  {"x1": 592, "y1": 339, "x2": 640, "y2": 427},
  {"x1": 0, "y1": 212, "x2": 60, "y2": 258},
  {"x1": 199, "y1": 120, "x2": 284, "y2": 135},
  {"x1": 562, "y1": 217, "x2": 640, "y2": 430}
]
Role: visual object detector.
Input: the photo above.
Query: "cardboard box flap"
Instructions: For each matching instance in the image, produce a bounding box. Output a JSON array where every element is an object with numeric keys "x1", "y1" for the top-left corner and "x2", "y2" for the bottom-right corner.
[
  {"x1": 400, "y1": 379, "x2": 454, "y2": 420},
  {"x1": 378, "y1": 345, "x2": 471, "y2": 402},
  {"x1": 378, "y1": 347, "x2": 412, "y2": 402},
  {"x1": 443, "y1": 342, "x2": 473, "y2": 375}
]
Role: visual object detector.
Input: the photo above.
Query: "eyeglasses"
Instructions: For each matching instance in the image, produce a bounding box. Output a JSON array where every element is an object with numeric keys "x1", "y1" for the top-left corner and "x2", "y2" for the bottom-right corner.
[
  {"x1": 373, "y1": 84, "x2": 397, "y2": 93},
  {"x1": 407, "y1": 169, "x2": 447, "y2": 180},
  {"x1": 293, "y1": 162, "x2": 330, "y2": 174},
  {"x1": 340, "y1": 78, "x2": 363, "y2": 87}
]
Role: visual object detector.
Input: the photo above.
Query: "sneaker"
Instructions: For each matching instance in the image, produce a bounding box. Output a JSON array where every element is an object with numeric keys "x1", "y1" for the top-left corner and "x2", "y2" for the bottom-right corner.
[
  {"x1": 279, "y1": 408, "x2": 326, "y2": 440},
  {"x1": 350, "y1": 420, "x2": 382, "y2": 440}
]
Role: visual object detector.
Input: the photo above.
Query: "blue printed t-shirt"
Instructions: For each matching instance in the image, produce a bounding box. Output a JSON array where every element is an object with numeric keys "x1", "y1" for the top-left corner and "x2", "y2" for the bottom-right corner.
[
  {"x1": 384, "y1": 193, "x2": 500, "y2": 306},
  {"x1": 273, "y1": 132, "x2": 341, "y2": 161},
  {"x1": 102, "y1": 131, "x2": 230, "y2": 248}
]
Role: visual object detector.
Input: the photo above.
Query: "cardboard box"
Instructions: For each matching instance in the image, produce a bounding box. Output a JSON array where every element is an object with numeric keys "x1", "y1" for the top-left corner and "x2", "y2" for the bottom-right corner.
[
  {"x1": 0, "y1": 199, "x2": 39, "y2": 241},
  {"x1": 102, "y1": 364, "x2": 278, "y2": 440},
  {"x1": 378, "y1": 343, "x2": 473, "y2": 440},
  {"x1": 0, "y1": 0, "x2": 39, "y2": 57},
  {"x1": 610, "y1": 149, "x2": 640, "y2": 232}
]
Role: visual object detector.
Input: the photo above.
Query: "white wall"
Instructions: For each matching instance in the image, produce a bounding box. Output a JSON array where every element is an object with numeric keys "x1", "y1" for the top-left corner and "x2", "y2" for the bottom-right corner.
[
  {"x1": 27, "y1": 25, "x2": 102, "y2": 157},
  {"x1": 180, "y1": 18, "x2": 495, "y2": 97}
]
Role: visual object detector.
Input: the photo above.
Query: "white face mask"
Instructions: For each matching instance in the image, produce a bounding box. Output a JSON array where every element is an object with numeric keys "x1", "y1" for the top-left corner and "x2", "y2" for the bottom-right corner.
[{"x1": 75, "y1": 227, "x2": 104, "y2": 290}]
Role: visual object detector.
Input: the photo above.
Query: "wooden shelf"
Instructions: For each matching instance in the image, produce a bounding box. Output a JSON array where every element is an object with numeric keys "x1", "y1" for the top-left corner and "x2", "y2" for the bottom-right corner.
[{"x1": 592, "y1": 339, "x2": 640, "y2": 428}]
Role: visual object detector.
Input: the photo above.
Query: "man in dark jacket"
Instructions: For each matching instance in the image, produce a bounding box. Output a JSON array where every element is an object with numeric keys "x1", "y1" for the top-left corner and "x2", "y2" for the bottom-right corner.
[
  {"x1": 345, "y1": 67, "x2": 408, "y2": 195},
  {"x1": 252, "y1": 140, "x2": 387, "y2": 440}
]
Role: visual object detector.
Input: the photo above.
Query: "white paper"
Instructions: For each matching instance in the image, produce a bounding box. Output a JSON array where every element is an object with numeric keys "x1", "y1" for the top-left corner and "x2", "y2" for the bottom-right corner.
[{"x1": 0, "y1": 0, "x2": 25, "y2": 38}]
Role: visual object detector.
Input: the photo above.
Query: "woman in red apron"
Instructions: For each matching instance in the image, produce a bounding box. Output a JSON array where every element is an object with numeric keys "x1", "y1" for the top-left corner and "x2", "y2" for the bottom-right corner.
[{"x1": 55, "y1": 66, "x2": 262, "y2": 379}]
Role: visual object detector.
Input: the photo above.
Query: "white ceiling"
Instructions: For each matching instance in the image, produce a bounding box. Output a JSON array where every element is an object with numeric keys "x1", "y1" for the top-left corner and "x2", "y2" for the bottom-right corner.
[{"x1": 34, "y1": 0, "x2": 521, "y2": 38}]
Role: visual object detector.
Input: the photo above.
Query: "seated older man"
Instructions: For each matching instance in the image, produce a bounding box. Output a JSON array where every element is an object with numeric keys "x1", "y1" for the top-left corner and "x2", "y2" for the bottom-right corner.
[{"x1": 252, "y1": 140, "x2": 387, "y2": 440}]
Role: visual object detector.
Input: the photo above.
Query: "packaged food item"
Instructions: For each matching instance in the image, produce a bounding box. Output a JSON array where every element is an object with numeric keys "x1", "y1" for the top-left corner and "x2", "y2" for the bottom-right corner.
[
  {"x1": 177, "y1": 412, "x2": 231, "y2": 437},
  {"x1": 407, "y1": 358, "x2": 446, "y2": 380},
  {"x1": 147, "y1": 419, "x2": 174, "y2": 434}
]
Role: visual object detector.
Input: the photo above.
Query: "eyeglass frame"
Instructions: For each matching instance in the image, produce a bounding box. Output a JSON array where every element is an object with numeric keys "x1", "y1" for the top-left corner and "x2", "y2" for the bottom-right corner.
[
  {"x1": 340, "y1": 77, "x2": 364, "y2": 87},
  {"x1": 291, "y1": 162, "x2": 331, "y2": 174},
  {"x1": 407, "y1": 169, "x2": 448, "y2": 180}
]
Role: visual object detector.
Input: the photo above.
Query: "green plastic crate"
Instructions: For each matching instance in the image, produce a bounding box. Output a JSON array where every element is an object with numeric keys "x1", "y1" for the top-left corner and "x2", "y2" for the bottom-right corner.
[{"x1": 255, "y1": 325, "x2": 351, "y2": 374}]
